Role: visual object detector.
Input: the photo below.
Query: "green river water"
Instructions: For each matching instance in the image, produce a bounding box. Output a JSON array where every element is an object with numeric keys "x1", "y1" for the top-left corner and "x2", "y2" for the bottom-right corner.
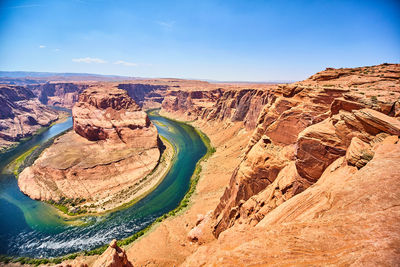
[{"x1": 0, "y1": 110, "x2": 207, "y2": 258}]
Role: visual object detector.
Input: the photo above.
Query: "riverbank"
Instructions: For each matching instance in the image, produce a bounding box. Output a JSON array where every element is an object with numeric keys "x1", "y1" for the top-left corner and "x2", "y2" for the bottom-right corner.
[
  {"x1": 0, "y1": 112, "x2": 212, "y2": 265},
  {"x1": 123, "y1": 117, "x2": 251, "y2": 266},
  {"x1": 55, "y1": 114, "x2": 244, "y2": 267},
  {"x1": 69, "y1": 136, "x2": 176, "y2": 217},
  {"x1": 4, "y1": 145, "x2": 39, "y2": 176},
  {"x1": 4, "y1": 126, "x2": 72, "y2": 178},
  {"x1": 12, "y1": 134, "x2": 175, "y2": 218},
  {"x1": 54, "y1": 117, "x2": 217, "y2": 267}
]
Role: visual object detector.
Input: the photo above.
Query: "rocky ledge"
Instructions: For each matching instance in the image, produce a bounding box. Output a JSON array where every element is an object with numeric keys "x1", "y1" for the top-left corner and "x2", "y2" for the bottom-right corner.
[{"x1": 18, "y1": 86, "x2": 161, "y2": 214}]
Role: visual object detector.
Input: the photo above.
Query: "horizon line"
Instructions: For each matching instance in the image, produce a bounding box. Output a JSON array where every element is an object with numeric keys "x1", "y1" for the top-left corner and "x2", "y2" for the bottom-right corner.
[{"x1": 0, "y1": 70, "x2": 298, "y2": 84}]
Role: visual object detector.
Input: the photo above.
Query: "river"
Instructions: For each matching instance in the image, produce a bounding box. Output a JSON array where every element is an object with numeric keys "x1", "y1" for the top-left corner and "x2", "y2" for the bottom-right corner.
[{"x1": 0, "y1": 111, "x2": 207, "y2": 258}]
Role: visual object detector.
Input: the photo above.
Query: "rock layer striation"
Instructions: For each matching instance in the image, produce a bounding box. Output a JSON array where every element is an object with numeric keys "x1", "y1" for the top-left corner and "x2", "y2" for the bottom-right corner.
[
  {"x1": 0, "y1": 84, "x2": 59, "y2": 151},
  {"x1": 18, "y1": 86, "x2": 160, "y2": 213}
]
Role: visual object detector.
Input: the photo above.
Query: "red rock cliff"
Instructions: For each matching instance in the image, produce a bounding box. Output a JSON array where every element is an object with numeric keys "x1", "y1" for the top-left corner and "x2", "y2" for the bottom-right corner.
[
  {"x1": 176, "y1": 64, "x2": 400, "y2": 266},
  {"x1": 211, "y1": 63, "x2": 400, "y2": 237},
  {"x1": 29, "y1": 82, "x2": 89, "y2": 108}
]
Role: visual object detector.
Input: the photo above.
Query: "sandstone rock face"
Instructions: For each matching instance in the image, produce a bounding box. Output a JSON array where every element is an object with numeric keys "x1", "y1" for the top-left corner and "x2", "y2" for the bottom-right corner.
[
  {"x1": 210, "y1": 64, "x2": 400, "y2": 237},
  {"x1": 18, "y1": 86, "x2": 160, "y2": 213},
  {"x1": 116, "y1": 64, "x2": 400, "y2": 265},
  {"x1": 354, "y1": 108, "x2": 400, "y2": 135},
  {"x1": 236, "y1": 162, "x2": 312, "y2": 227},
  {"x1": 345, "y1": 137, "x2": 374, "y2": 168},
  {"x1": 117, "y1": 83, "x2": 168, "y2": 107},
  {"x1": 29, "y1": 82, "x2": 89, "y2": 108},
  {"x1": 296, "y1": 108, "x2": 400, "y2": 181},
  {"x1": 183, "y1": 142, "x2": 400, "y2": 266},
  {"x1": 72, "y1": 87, "x2": 150, "y2": 142},
  {"x1": 295, "y1": 119, "x2": 347, "y2": 181},
  {"x1": 213, "y1": 136, "x2": 292, "y2": 236},
  {"x1": 161, "y1": 88, "x2": 274, "y2": 131},
  {"x1": 93, "y1": 240, "x2": 133, "y2": 267},
  {"x1": 330, "y1": 97, "x2": 365, "y2": 115},
  {"x1": 0, "y1": 85, "x2": 59, "y2": 151}
]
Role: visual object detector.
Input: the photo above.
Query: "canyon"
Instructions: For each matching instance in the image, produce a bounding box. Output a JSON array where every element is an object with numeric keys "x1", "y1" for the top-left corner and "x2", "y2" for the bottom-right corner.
[
  {"x1": 126, "y1": 63, "x2": 400, "y2": 266},
  {"x1": 18, "y1": 85, "x2": 164, "y2": 214},
  {"x1": 0, "y1": 63, "x2": 399, "y2": 266}
]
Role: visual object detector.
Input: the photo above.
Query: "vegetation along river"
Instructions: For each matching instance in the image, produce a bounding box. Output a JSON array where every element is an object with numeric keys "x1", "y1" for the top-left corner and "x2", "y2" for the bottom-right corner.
[{"x1": 0, "y1": 110, "x2": 207, "y2": 258}]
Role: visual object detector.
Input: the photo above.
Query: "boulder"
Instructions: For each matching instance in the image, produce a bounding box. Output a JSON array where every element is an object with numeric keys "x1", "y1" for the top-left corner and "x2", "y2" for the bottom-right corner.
[
  {"x1": 330, "y1": 97, "x2": 365, "y2": 115},
  {"x1": 345, "y1": 137, "x2": 374, "y2": 168},
  {"x1": 353, "y1": 108, "x2": 400, "y2": 136},
  {"x1": 295, "y1": 119, "x2": 347, "y2": 181},
  {"x1": 93, "y1": 240, "x2": 133, "y2": 267}
]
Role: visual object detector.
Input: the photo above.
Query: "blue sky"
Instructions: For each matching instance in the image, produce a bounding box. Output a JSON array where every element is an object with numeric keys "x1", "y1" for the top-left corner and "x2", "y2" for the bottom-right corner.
[{"x1": 0, "y1": 0, "x2": 399, "y2": 81}]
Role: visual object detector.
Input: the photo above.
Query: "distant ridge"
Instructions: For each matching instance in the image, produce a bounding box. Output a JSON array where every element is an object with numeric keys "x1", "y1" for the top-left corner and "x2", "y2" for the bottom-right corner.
[
  {"x1": 0, "y1": 71, "x2": 295, "y2": 85},
  {"x1": 0, "y1": 71, "x2": 141, "y2": 85},
  {"x1": 0, "y1": 71, "x2": 136, "y2": 79},
  {"x1": 205, "y1": 79, "x2": 296, "y2": 84}
]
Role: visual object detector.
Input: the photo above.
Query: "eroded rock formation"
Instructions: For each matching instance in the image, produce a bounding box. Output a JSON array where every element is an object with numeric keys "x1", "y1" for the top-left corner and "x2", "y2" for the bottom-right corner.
[
  {"x1": 29, "y1": 82, "x2": 89, "y2": 108},
  {"x1": 182, "y1": 140, "x2": 400, "y2": 266},
  {"x1": 118, "y1": 64, "x2": 400, "y2": 265},
  {"x1": 164, "y1": 64, "x2": 400, "y2": 265},
  {"x1": 136, "y1": 63, "x2": 399, "y2": 265},
  {"x1": 210, "y1": 63, "x2": 400, "y2": 237},
  {"x1": 0, "y1": 84, "x2": 59, "y2": 151},
  {"x1": 93, "y1": 240, "x2": 133, "y2": 267},
  {"x1": 18, "y1": 86, "x2": 160, "y2": 213}
]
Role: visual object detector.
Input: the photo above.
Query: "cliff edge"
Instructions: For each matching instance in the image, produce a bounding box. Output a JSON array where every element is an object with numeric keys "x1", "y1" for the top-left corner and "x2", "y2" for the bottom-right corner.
[{"x1": 18, "y1": 86, "x2": 161, "y2": 214}]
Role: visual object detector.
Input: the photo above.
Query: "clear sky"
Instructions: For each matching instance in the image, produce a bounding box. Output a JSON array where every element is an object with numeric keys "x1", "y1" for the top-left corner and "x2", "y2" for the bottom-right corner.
[{"x1": 0, "y1": 0, "x2": 399, "y2": 81}]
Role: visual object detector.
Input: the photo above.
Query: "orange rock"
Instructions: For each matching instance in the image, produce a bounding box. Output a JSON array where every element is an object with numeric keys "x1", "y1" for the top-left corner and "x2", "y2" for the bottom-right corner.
[
  {"x1": 30, "y1": 82, "x2": 89, "y2": 108},
  {"x1": 345, "y1": 137, "x2": 374, "y2": 168},
  {"x1": 295, "y1": 119, "x2": 347, "y2": 181},
  {"x1": 182, "y1": 143, "x2": 400, "y2": 266},
  {"x1": 237, "y1": 162, "x2": 312, "y2": 226},
  {"x1": 354, "y1": 108, "x2": 400, "y2": 136},
  {"x1": 187, "y1": 212, "x2": 213, "y2": 243},
  {"x1": 213, "y1": 137, "x2": 292, "y2": 237},
  {"x1": 93, "y1": 239, "x2": 133, "y2": 267},
  {"x1": 330, "y1": 97, "x2": 365, "y2": 115},
  {"x1": 210, "y1": 64, "x2": 400, "y2": 239}
]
